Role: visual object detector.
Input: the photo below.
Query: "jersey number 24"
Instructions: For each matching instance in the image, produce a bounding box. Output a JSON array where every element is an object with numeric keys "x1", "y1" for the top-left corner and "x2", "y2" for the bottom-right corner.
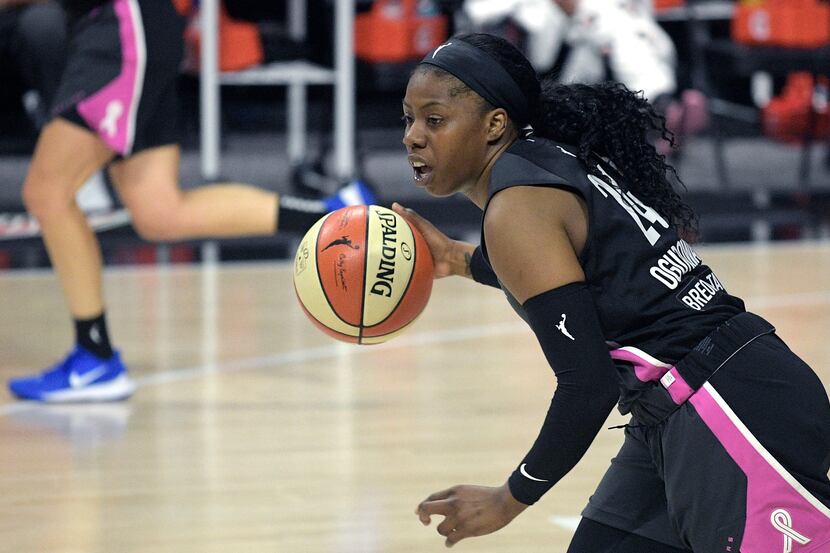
[{"x1": 588, "y1": 165, "x2": 670, "y2": 246}]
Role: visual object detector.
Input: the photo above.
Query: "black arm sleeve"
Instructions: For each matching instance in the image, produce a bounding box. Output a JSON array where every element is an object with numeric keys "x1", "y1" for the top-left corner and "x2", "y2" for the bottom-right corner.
[
  {"x1": 507, "y1": 282, "x2": 620, "y2": 505},
  {"x1": 469, "y1": 246, "x2": 501, "y2": 288}
]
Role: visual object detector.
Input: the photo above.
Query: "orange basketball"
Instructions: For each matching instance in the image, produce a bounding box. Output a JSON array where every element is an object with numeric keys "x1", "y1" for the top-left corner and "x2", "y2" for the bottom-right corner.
[{"x1": 293, "y1": 205, "x2": 434, "y2": 344}]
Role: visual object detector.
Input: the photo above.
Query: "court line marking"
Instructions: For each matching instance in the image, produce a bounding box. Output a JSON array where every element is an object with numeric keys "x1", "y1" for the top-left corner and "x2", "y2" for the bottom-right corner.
[
  {"x1": 748, "y1": 290, "x2": 830, "y2": 309},
  {"x1": 0, "y1": 321, "x2": 527, "y2": 417},
  {"x1": 135, "y1": 320, "x2": 527, "y2": 387},
  {"x1": 549, "y1": 515, "x2": 582, "y2": 532},
  {"x1": 1, "y1": 289, "x2": 828, "y2": 418}
]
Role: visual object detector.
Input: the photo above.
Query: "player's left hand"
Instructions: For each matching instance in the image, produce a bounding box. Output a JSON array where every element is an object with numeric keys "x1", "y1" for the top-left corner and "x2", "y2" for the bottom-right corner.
[{"x1": 415, "y1": 483, "x2": 528, "y2": 547}]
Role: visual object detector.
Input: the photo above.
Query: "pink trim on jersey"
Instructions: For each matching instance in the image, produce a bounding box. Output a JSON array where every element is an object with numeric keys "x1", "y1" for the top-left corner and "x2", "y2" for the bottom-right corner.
[
  {"x1": 77, "y1": 0, "x2": 146, "y2": 155},
  {"x1": 610, "y1": 346, "x2": 672, "y2": 382},
  {"x1": 690, "y1": 382, "x2": 830, "y2": 552}
]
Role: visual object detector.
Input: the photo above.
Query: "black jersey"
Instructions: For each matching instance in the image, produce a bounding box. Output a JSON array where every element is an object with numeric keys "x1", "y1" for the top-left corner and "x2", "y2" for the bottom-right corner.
[{"x1": 480, "y1": 136, "x2": 745, "y2": 365}]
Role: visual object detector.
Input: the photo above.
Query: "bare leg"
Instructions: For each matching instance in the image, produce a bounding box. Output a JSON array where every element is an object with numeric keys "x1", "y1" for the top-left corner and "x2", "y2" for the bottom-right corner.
[
  {"x1": 22, "y1": 118, "x2": 114, "y2": 319},
  {"x1": 109, "y1": 145, "x2": 279, "y2": 240}
]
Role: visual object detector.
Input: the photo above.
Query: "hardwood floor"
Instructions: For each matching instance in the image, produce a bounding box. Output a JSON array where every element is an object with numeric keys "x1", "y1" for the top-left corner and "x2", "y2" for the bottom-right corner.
[{"x1": 1, "y1": 241, "x2": 828, "y2": 553}]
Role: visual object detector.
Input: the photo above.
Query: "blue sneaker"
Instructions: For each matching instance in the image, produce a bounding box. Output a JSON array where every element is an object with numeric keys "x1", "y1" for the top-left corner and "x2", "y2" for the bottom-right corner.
[
  {"x1": 8, "y1": 345, "x2": 135, "y2": 402},
  {"x1": 324, "y1": 180, "x2": 377, "y2": 211}
]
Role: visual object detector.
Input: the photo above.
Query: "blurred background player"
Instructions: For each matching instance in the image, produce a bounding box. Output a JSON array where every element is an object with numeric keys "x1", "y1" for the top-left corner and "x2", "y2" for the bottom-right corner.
[
  {"x1": 6, "y1": 0, "x2": 373, "y2": 403},
  {"x1": 460, "y1": 0, "x2": 708, "y2": 152}
]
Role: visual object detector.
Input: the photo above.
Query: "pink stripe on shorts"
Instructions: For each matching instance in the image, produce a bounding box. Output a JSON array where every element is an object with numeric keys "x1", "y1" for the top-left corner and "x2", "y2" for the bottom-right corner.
[
  {"x1": 77, "y1": 0, "x2": 146, "y2": 155},
  {"x1": 690, "y1": 382, "x2": 830, "y2": 552}
]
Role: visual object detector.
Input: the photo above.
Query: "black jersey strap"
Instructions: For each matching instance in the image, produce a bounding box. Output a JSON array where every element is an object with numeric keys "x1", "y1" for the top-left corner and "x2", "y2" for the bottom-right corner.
[
  {"x1": 469, "y1": 246, "x2": 500, "y2": 288},
  {"x1": 488, "y1": 148, "x2": 577, "y2": 202},
  {"x1": 507, "y1": 282, "x2": 619, "y2": 505}
]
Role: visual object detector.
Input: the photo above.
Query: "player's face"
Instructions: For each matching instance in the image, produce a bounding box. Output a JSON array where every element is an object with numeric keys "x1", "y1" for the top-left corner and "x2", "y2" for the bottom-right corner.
[{"x1": 402, "y1": 69, "x2": 492, "y2": 198}]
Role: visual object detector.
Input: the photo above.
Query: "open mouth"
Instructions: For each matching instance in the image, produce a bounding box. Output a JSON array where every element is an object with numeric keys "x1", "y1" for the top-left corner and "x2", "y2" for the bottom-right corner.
[{"x1": 411, "y1": 160, "x2": 433, "y2": 183}]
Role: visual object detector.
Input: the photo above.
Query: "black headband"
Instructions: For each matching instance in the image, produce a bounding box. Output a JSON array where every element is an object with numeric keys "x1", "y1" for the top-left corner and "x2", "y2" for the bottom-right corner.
[{"x1": 419, "y1": 40, "x2": 531, "y2": 126}]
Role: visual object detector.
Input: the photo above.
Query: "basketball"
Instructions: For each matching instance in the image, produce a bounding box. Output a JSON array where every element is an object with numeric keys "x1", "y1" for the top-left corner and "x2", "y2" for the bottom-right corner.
[{"x1": 293, "y1": 205, "x2": 434, "y2": 344}]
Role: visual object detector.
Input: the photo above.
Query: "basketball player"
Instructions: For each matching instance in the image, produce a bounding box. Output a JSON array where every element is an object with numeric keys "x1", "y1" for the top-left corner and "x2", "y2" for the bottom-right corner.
[
  {"x1": 394, "y1": 33, "x2": 830, "y2": 552},
  {"x1": 7, "y1": 0, "x2": 373, "y2": 402}
]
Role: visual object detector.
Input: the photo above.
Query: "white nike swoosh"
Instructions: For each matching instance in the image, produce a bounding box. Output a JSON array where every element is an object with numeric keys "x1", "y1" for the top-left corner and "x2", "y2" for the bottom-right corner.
[
  {"x1": 69, "y1": 365, "x2": 109, "y2": 388},
  {"x1": 520, "y1": 463, "x2": 549, "y2": 482},
  {"x1": 432, "y1": 42, "x2": 452, "y2": 58}
]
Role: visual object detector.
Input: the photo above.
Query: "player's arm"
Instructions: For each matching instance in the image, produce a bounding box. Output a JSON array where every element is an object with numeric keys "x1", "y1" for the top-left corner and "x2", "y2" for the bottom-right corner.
[
  {"x1": 392, "y1": 202, "x2": 500, "y2": 286},
  {"x1": 415, "y1": 186, "x2": 619, "y2": 547},
  {"x1": 485, "y1": 185, "x2": 619, "y2": 505}
]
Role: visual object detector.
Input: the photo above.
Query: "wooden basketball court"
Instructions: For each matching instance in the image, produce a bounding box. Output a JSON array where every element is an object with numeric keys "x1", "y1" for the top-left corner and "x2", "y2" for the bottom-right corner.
[{"x1": 1, "y1": 241, "x2": 828, "y2": 552}]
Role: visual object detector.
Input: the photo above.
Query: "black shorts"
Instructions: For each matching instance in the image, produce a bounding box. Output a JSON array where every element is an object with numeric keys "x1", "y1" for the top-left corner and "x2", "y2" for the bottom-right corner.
[
  {"x1": 50, "y1": 0, "x2": 183, "y2": 157},
  {"x1": 586, "y1": 316, "x2": 830, "y2": 552}
]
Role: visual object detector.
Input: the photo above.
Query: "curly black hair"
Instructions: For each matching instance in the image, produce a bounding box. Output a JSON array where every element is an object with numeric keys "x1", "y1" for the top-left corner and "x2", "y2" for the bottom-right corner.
[{"x1": 452, "y1": 33, "x2": 698, "y2": 238}]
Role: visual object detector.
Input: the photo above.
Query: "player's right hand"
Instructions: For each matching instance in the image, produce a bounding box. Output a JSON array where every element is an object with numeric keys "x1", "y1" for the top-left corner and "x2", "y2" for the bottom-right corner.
[{"x1": 392, "y1": 202, "x2": 476, "y2": 280}]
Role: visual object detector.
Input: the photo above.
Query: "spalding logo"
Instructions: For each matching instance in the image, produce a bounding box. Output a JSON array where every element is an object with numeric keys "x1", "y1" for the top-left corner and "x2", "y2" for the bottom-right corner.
[
  {"x1": 295, "y1": 241, "x2": 309, "y2": 275},
  {"x1": 369, "y1": 211, "x2": 399, "y2": 297},
  {"x1": 401, "y1": 242, "x2": 412, "y2": 261}
]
